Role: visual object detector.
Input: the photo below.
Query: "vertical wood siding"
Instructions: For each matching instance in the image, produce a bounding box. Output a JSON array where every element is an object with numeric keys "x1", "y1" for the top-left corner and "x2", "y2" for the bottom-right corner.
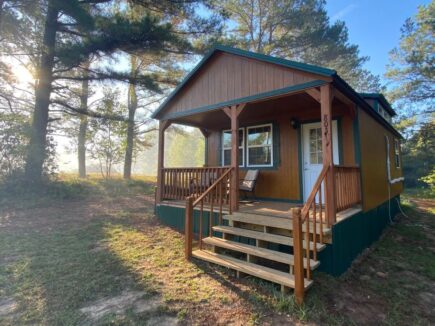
[
  {"x1": 205, "y1": 102, "x2": 355, "y2": 201},
  {"x1": 163, "y1": 52, "x2": 327, "y2": 117},
  {"x1": 358, "y1": 109, "x2": 403, "y2": 211}
]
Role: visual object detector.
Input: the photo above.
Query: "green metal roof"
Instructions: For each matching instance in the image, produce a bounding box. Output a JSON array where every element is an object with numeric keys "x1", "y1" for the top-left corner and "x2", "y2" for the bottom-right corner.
[
  {"x1": 151, "y1": 45, "x2": 402, "y2": 138},
  {"x1": 359, "y1": 93, "x2": 397, "y2": 116}
]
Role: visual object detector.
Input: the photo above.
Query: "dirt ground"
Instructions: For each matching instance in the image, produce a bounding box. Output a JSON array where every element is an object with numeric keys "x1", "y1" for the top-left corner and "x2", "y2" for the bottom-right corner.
[{"x1": 0, "y1": 187, "x2": 434, "y2": 325}]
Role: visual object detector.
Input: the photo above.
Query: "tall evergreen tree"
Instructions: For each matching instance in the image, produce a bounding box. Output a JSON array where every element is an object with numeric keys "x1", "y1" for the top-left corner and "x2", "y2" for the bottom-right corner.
[
  {"x1": 213, "y1": 0, "x2": 381, "y2": 92},
  {"x1": 386, "y1": 1, "x2": 434, "y2": 115},
  {"x1": 14, "y1": 0, "x2": 218, "y2": 184}
]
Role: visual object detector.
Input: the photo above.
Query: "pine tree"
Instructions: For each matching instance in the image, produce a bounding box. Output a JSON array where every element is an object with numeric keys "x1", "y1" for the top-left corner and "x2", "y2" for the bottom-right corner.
[
  {"x1": 386, "y1": 1, "x2": 434, "y2": 113},
  {"x1": 213, "y1": 0, "x2": 381, "y2": 92},
  {"x1": 15, "y1": 0, "x2": 217, "y2": 184}
]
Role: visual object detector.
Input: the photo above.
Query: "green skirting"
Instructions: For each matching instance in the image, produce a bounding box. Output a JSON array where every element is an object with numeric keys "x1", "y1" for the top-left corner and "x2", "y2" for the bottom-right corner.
[
  {"x1": 318, "y1": 195, "x2": 401, "y2": 276},
  {"x1": 156, "y1": 196, "x2": 401, "y2": 277}
]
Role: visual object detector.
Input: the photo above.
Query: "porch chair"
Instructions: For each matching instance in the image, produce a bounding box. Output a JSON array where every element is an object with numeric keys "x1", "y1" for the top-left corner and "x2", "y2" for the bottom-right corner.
[
  {"x1": 239, "y1": 169, "x2": 259, "y2": 200},
  {"x1": 189, "y1": 171, "x2": 218, "y2": 195}
]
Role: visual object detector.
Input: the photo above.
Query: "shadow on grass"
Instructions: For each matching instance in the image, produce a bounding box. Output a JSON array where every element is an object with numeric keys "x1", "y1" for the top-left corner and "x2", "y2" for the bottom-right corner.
[{"x1": 0, "y1": 206, "x2": 165, "y2": 325}]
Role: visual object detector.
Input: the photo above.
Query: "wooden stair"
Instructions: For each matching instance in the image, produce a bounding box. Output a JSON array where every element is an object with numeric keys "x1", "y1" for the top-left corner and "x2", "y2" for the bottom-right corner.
[
  {"x1": 192, "y1": 250, "x2": 313, "y2": 290},
  {"x1": 192, "y1": 211, "x2": 327, "y2": 291},
  {"x1": 202, "y1": 237, "x2": 319, "y2": 269},
  {"x1": 225, "y1": 212, "x2": 331, "y2": 235},
  {"x1": 213, "y1": 225, "x2": 326, "y2": 251}
]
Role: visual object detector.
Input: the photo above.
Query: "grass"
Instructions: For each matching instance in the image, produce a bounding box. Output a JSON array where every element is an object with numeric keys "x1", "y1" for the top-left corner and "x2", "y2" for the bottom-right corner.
[{"x1": 0, "y1": 177, "x2": 434, "y2": 325}]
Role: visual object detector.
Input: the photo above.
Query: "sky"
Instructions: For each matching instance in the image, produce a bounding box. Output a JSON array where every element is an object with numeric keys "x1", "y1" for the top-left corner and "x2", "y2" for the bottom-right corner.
[{"x1": 325, "y1": 0, "x2": 431, "y2": 84}]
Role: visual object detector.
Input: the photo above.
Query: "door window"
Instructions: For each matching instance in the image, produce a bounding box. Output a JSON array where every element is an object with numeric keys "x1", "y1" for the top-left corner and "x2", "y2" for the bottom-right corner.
[{"x1": 309, "y1": 127, "x2": 323, "y2": 164}]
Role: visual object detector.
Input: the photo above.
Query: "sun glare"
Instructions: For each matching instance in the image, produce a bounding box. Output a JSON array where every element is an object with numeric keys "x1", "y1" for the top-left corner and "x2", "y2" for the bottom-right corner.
[{"x1": 13, "y1": 64, "x2": 35, "y2": 85}]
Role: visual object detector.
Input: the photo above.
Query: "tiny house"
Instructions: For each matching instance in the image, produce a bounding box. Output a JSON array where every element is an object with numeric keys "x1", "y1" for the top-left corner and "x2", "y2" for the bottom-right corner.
[{"x1": 152, "y1": 46, "x2": 404, "y2": 302}]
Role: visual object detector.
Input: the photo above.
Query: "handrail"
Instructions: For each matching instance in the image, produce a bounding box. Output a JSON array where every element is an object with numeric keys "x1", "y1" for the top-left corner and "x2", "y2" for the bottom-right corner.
[
  {"x1": 293, "y1": 165, "x2": 329, "y2": 305},
  {"x1": 185, "y1": 167, "x2": 232, "y2": 259},
  {"x1": 293, "y1": 164, "x2": 362, "y2": 305},
  {"x1": 161, "y1": 167, "x2": 229, "y2": 201},
  {"x1": 193, "y1": 168, "x2": 233, "y2": 207}
]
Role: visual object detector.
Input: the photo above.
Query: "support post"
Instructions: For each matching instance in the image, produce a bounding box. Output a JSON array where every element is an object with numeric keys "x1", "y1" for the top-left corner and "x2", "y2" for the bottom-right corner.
[
  {"x1": 292, "y1": 208, "x2": 304, "y2": 305},
  {"x1": 156, "y1": 120, "x2": 171, "y2": 203},
  {"x1": 185, "y1": 196, "x2": 193, "y2": 260},
  {"x1": 223, "y1": 104, "x2": 245, "y2": 212},
  {"x1": 320, "y1": 84, "x2": 336, "y2": 225}
]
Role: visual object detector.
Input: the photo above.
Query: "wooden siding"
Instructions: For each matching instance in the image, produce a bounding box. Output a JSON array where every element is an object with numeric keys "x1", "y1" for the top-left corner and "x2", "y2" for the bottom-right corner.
[
  {"x1": 162, "y1": 52, "x2": 329, "y2": 118},
  {"x1": 205, "y1": 96, "x2": 355, "y2": 201},
  {"x1": 358, "y1": 108, "x2": 403, "y2": 211}
]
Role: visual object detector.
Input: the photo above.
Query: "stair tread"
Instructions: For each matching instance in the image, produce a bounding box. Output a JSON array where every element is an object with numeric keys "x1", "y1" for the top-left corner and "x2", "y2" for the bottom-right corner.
[
  {"x1": 227, "y1": 213, "x2": 331, "y2": 234},
  {"x1": 192, "y1": 250, "x2": 313, "y2": 290},
  {"x1": 202, "y1": 237, "x2": 319, "y2": 270},
  {"x1": 213, "y1": 225, "x2": 326, "y2": 251}
]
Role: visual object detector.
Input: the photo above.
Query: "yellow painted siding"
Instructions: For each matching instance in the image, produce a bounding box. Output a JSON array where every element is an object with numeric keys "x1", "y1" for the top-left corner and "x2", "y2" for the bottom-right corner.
[{"x1": 358, "y1": 109, "x2": 404, "y2": 211}]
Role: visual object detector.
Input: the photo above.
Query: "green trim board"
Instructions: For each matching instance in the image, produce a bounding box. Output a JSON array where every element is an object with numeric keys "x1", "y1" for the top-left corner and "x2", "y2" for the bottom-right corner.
[
  {"x1": 152, "y1": 45, "x2": 402, "y2": 140},
  {"x1": 161, "y1": 80, "x2": 327, "y2": 120},
  {"x1": 337, "y1": 118, "x2": 344, "y2": 164},
  {"x1": 155, "y1": 195, "x2": 401, "y2": 277},
  {"x1": 219, "y1": 121, "x2": 281, "y2": 171},
  {"x1": 297, "y1": 126, "x2": 304, "y2": 202},
  {"x1": 332, "y1": 76, "x2": 402, "y2": 139},
  {"x1": 152, "y1": 45, "x2": 335, "y2": 119}
]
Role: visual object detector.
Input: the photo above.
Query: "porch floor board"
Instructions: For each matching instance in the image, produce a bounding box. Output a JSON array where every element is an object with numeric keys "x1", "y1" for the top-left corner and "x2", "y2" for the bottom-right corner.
[{"x1": 159, "y1": 199, "x2": 361, "y2": 224}]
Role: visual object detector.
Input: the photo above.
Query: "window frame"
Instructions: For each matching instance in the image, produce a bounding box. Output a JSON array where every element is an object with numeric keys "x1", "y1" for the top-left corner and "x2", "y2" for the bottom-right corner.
[
  {"x1": 246, "y1": 123, "x2": 274, "y2": 168},
  {"x1": 394, "y1": 138, "x2": 401, "y2": 168},
  {"x1": 221, "y1": 128, "x2": 245, "y2": 167}
]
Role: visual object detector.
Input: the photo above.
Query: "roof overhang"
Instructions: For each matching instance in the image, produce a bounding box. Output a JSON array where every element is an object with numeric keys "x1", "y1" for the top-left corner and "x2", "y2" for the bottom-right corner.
[
  {"x1": 160, "y1": 79, "x2": 327, "y2": 121},
  {"x1": 152, "y1": 45, "x2": 402, "y2": 139}
]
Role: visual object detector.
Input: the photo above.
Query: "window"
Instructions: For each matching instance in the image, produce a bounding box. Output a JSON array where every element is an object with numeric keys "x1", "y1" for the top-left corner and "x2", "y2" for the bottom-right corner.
[
  {"x1": 394, "y1": 139, "x2": 401, "y2": 168},
  {"x1": 222, "y1": 128, "x2": 244, "y2": 166},
  {"x1": 378, "y1": 103, "x2": 392, "y2": 123},
  {"x1": 308, "y1": 127, "x2": 323, "y2": 164},
  {"x1": 247, "y1": 124, "x2": 273, "y2": 167}
]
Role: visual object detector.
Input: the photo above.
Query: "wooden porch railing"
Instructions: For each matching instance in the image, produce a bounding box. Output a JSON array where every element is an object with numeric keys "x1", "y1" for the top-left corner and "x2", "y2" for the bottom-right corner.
[
  {"x1": 185, "y1": 168, "x2": 233, "y2": 259},
  {"x1": 334, "y1": 165, "x2": 362, "y2": 212},
  {"x1": 162, "y1": 167, "x2": 230, "y2": 202},
  {"x1": 293, "y1": 164, "x2": 361, "y2": 304},
  {"x1": 292, "y1": 165, "x2": 328, "y2": 305}
]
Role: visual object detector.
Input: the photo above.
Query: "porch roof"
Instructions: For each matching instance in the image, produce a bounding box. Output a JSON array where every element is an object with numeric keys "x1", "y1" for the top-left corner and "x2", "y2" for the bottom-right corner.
[{"x1": 153, "y1": 45, "x2": 402, "y2": 139}]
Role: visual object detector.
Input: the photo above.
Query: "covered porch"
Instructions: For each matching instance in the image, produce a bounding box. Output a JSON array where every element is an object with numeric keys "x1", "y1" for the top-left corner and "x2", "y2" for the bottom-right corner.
[{"x1": 156, "y1": 82, "x2": 362, "y2": 226}]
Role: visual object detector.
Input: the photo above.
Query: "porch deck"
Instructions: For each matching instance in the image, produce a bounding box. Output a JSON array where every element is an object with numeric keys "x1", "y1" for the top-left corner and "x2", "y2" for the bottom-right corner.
[{"x1": 159, "y1": 199, "x2": 361, "y2": 223}]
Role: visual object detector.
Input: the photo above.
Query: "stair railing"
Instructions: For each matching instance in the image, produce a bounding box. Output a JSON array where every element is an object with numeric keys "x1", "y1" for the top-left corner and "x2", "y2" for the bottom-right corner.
[
  {"x1": 185, "y1": 167, "x2": 233, "y2": 260},
  {"x1": 292, "y1": 165, "x2": 329, "y2": 305}
]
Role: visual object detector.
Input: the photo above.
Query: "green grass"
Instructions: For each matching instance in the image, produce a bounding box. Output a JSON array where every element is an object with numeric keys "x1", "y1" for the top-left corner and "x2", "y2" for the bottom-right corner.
[{"x1": 0, "y1": 177, "x2": 434, "y2": 325}]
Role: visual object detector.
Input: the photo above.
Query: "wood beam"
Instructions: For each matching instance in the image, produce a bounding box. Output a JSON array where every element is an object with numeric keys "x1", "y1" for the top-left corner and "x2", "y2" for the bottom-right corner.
[
  {"x1": 222, "y1": 103, "x2": 246, "y2": 119},
  {"x1": 227, "y1": 105, "x2": 240, "y2": 212},
  {"x1": 334, "y1": 89, "x2": 357, "y2": 119},
  {"x1": 156, "y1": 120, "x2": 171, "y2": 203},
  {"x1": 199, "y1": 128, "x2": 210, "y2": 138},
  {"x1": 320, "y1": 84, "x2": 336, "y2": 225},
  {"x1": 305, "y1": 88, "x2": 321, "y2": 103}
]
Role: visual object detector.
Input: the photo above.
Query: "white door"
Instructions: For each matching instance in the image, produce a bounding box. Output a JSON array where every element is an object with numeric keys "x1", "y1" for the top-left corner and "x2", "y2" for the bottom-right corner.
[{"x1": 302, "y1": 121, "x2": 339, "y2": 203}]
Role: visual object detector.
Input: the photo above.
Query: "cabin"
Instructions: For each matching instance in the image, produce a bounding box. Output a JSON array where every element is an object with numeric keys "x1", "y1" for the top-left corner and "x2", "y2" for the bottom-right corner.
[{"x1": 152, "y1": 46, "x2": 404, "y2": 303}]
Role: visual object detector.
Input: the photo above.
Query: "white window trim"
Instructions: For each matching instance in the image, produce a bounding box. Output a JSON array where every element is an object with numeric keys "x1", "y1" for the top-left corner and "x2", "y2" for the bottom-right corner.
[
  {"x1": 246, "y1": 123, "x2": 274, "y2": 168},
  {"x1": 222, "y1": 128, "x2": 244, "y2": 167},
  {"x1": 394, "y1": 139, "x2": 401, "y2": 169}
]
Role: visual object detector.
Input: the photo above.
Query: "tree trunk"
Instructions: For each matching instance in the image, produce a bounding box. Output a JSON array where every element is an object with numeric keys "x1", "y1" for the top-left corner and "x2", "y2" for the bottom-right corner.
[
  {"x1": 123, "y1": 82, "x2": 137, "y2": 179},
  {"x1": 78, "y1": 61, "x2": 90, "y2": 178},
  {"x1": 123, "y1": 56, "x2": 138, "y2": 179},
  {"x1": 24, "y1": 0, "x2": 58, "y2": 183}
]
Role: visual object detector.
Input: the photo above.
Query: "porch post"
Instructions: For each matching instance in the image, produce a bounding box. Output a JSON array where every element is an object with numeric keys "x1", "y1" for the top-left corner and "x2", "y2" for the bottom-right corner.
[
  {"x1": 320, "y1": 84, "x2": 336, "y2": 225},
  {"x1": 156, "y1": 120, "x2": 171, "y2": 203},
  {"x1": 223, "y1": 104, "x2": 246, "y2": 212}
]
